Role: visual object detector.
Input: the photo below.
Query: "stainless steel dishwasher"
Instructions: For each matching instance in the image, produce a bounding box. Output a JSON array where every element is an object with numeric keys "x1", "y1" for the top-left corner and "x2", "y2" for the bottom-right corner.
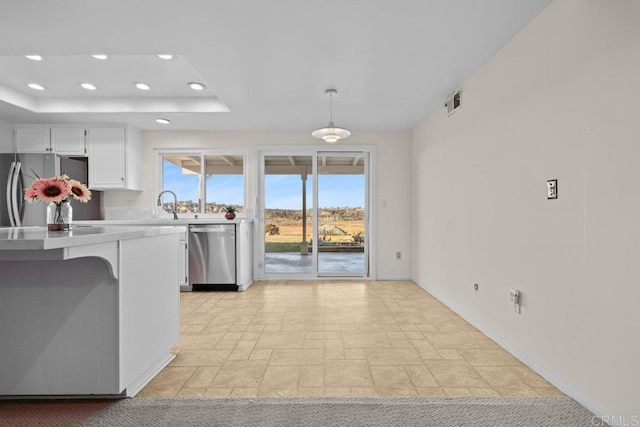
[{"x1": 189, "y1": 224, "x2": 237, "y2": 290}]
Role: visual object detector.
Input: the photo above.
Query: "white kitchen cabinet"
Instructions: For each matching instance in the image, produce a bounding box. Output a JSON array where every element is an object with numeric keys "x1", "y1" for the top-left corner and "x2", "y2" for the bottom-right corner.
[
  {"x1": 15, "y1": 127, "x2": 51, "y2": 153},
  {"x1": 87, "y1": 126, "x2": 142, "y2": 190},
  {"x1": 16, "y1": 126, "x2": 86, "y2": 155},
  {"x1": 51, "y1": 127, "x2": 86, "y2": 155}
]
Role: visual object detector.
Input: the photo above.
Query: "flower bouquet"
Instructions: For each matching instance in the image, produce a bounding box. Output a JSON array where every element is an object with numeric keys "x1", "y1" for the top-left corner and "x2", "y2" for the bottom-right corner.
[{"x1": 24, "y1": 175, "x2": 92, "y2": 230}]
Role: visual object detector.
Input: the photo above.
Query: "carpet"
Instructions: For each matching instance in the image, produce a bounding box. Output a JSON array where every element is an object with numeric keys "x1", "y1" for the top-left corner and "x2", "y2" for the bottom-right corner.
[{"x1": 0, "y1": 397, "x2": 598, "y2": 427}]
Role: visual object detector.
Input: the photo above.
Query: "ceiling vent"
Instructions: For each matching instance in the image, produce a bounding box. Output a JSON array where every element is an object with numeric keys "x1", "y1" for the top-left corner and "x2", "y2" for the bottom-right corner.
[{"x1": 445, "y1": 91, "x2": 461, "y2": 115}]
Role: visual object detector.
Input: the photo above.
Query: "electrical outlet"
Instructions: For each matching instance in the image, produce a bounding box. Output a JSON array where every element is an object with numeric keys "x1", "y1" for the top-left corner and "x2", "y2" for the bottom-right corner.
[{"x1": 396, "y1": 251, "x2": 401, "y2": 260}]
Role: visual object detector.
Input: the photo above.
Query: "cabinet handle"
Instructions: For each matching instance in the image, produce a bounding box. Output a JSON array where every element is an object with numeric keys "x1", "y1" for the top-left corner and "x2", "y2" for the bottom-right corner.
[{"x1": 121, "y1": 177, "x2": 125, "y2": 181}]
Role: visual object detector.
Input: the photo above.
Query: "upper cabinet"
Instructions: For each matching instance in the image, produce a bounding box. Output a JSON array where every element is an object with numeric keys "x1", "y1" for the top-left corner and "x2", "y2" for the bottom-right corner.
[
  {"x1": 16, "y1": 126, "x2": 86, "y2": 155},
  {"x1": 15, "y1": 127, "x2": 51, "y2": 153},
  {"x1": 51, "y1": 127, "x2": 86, "y2": 155},
  {"x1": 87, "y1": 126, "x2": 142, "y2": 191}
]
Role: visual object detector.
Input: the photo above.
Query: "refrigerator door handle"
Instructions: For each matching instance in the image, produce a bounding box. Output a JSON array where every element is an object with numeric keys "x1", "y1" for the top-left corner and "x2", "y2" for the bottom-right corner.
[
  {"x1": 10, "y1": 161, "x2": 22, "y2": 227},
  {"x1": 6, "y1": 161, "x2": 16, "y2": 226}
]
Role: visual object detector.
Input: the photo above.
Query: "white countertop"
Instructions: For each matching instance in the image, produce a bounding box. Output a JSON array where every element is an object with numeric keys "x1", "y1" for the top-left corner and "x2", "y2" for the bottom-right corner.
[
  {"x1": 75, "y1": 218, "x2": 253, "y2": 226},
  {"x1": 0, "y1": 225, "x2": 187, "y2": 251}
]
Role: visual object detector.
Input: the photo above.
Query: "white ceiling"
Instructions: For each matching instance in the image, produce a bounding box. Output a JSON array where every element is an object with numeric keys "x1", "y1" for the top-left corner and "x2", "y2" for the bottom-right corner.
[{"x1": 0, "y1": 0, "x2": 552, "y2": 131}]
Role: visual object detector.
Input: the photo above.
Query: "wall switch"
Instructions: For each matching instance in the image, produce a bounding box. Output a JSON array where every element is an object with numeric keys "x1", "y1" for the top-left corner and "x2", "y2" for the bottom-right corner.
[
  {"x1": 547, "y1": 179, "x2": 557, "y2": 199},
  {"x1": 509, "y1": 288, "x2": 521, "y2": 313},
  {"x1": 396, "y1": 251, "x2": 401, "y2": 260}
]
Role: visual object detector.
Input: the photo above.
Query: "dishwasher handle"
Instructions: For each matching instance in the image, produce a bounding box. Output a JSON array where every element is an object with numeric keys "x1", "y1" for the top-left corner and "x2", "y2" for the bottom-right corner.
[{"x1": 189, "y1": 226, "x2": 235, "y2": 234}]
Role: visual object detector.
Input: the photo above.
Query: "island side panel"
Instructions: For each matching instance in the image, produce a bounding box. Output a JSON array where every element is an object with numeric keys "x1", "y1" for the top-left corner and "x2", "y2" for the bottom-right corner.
[
  {"x1": 118, "y1": 232, "x2": 180, "y2": 392},
  {"x1": 0, "y1": 257, "x2": 119, "y2": 395}
]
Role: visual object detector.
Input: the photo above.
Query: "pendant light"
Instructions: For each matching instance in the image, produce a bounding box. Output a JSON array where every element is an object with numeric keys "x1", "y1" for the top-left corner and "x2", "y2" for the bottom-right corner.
[{"x1": 312, "y1": 88, "x2": 351, "y2": 143}]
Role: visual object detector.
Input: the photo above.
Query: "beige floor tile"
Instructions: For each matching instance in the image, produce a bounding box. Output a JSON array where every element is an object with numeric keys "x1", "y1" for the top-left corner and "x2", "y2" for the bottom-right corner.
[
  {"x1": 344, "y1": 349, "x2": 366, "y2": 360},
  {"x1": 470, "y1": 387, "x2": 500, "y2": 397},
  {"x1": 416, "y1": 387, "x2": 446, "y2": 396},
  {"x1": 365, "y1": 348, "x2": 423, "y2": 365},
  {"x1": 138, "y1": 366, "x2": 196, "y2": 397},
  {"x1": 343, "y1": 331, "x2": 391, "y2": 349},
  {"x1": 202, "y1": 388, "x2": 232, "y2": 397},
  {"x1": 350, "y1": 387, "x2": 379, "y2": 397},
  {"x1": 230, "y1": 388, "x2": 258, "y2": 397},
  {"x1": 475, "y1": 366, "x2": 539, "y2": 396},
  {"x1": 254, "y1": 332, "x2": 305, "y2": 349},
  {"x1": 405, "y1": 366, "x2": 439, "y2": 388},
  {"x1": 176, "y1": 388, "x2": 206, "y2": 397},
  {"x1": 325, "y1": 387, "x2": 352, "y2": 397},
  {"x1": 443, "y1": 388, "x2": 473, "y2": 397},
  {"x1": 184, "y1": 367, "x2": 220, "y2": 388},
  {"x1": 370, "y1": 366, "x2": 417, "y2": 396},
  {"x1": 210, "y1": 360, "x2": 268, "y2": 388},
  {"x1": 249, "y1": 349, "x2": 272, "y2": 360},
  {"x1": 214, "y1": 341, "x2": 237, "y2": 350},
  {"x1": 324, "y1": 360, "x2": 374, "y2": 387},
  {"x1": 174, "y1": 332, "x2": 224, "y2": 350},
  {"x1": 298, "y1": 387, "x2": 326, "y2": 397},
  {"x1": 535, "y1": 387, "x2": 565, "y2": 397},
  {"x1": 300, "y1": 365, "x2": 324, "y2": 387},
  {"x1": 260, "y1": 365, "x2": 301, "y2": 391},
  {"x1": 438, "y1": 349, "x2": 464, "y2": 360},
  {"x1": 170, "y1": 350, "x2": 231, "y2": 367},
  {"x1": 458, "y1": 349, "x2": 523, "y2": 366},
  {"x1": 509, "y1": 366, "x2": 554, "y2": 388},
  {"x1": 426, "y1": 360, "x2": 490, "y2": 388},
  {"x1": 140, "y1": 281, "x2": 565, "y2": 400}
]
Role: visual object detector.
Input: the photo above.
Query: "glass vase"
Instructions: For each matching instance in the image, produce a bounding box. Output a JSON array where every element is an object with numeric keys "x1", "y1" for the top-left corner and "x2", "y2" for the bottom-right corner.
[{"x1": 47, "y1": 200, "x2": 72, "y2": 231}]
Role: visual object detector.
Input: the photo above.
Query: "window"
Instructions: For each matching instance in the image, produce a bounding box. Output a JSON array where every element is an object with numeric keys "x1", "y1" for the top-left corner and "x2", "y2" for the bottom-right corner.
[{"x1": 159, "y1": 151, "x2": 245, "y2": 215}]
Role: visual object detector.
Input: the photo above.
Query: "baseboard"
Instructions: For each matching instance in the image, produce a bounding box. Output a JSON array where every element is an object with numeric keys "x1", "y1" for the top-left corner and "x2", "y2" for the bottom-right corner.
[
  {"x1": 125, "y1": 352, "x2": 176, "y2": 397},
  {"x1": 413, "y1": 280, "x2": 607, "y2": 422}
]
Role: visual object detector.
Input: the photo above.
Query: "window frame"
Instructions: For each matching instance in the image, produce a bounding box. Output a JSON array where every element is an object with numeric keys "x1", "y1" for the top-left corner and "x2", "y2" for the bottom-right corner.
[{"x1": 154, "y1": 148, "x2": 248, "y2": 218}]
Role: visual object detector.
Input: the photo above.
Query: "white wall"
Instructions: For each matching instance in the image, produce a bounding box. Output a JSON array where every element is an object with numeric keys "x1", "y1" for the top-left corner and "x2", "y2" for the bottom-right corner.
[
  {"x1": 0, "y1": 118, "x2": 14, "y2": 152},
  {"x1": 412, "y1": 0, "x2": 639, "y2": 420},
  {"x1": 104, "y1": 130, "x2": 412, "y2": 280}
]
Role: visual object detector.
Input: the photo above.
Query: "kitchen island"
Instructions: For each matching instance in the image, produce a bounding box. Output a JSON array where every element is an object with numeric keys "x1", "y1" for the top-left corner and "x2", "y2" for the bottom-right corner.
[{"x1": 0, "y1": 225, "x2": 186, "y2": 398}]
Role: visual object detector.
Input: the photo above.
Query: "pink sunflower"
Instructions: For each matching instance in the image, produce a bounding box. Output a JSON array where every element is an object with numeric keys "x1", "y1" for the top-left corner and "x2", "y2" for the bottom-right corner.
[
  {"x1": 69, "y1": 179, "x2": 92, "y2": 203},
  {"x1": 25, "y1": 176, "x2": 72, "y2": 204}
]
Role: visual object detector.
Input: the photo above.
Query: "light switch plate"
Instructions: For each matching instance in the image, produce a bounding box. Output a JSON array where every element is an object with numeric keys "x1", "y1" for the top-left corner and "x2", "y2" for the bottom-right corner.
[{"x1": 547, "y1": 179, "x2": 557, "y2": 199}]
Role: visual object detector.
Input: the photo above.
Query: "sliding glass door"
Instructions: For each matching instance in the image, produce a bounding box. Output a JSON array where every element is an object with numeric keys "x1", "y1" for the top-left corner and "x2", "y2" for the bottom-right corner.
[
  {"x1": 317, "y1": 153, "x2": 367, "y2": 276},
  {"x1": 263, "y1": 155, "x2": 313, "y2": 275},
  {"x1": 259, "y1": 149, "x2": 370, "y2": 279}
]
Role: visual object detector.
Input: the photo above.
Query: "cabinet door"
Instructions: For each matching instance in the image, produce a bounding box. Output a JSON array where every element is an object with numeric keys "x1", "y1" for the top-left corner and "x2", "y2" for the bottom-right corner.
[
  {"x1": 87, "y1": 128, "x2": 126, "y2": 189},
  {"x1": 51, "y1": 127, "x2": 86, "y2": 155},
  {"x1": 16, "y1": 128, "x2": 51, "y2": 153}
]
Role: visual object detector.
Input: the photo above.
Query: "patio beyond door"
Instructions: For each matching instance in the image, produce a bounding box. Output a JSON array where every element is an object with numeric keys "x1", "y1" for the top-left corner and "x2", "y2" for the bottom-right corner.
[{"x1": 260, "y1": 151, "x2": 369, "y2": 279}]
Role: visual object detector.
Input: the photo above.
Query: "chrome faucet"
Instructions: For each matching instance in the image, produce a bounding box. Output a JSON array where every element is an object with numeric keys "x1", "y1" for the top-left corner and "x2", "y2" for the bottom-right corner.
[{"x1": 157, "y1": 190, "x2": 179, "y2": 220}]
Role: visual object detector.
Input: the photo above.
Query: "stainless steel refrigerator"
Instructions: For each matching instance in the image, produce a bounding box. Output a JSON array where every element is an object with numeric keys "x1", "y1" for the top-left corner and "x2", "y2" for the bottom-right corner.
[{"x1": 1, "y1": 153, "x2": 101, "y2": 227}]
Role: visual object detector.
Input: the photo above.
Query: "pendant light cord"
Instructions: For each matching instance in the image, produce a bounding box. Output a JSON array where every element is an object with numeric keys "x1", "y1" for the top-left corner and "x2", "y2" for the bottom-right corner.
[{"x1": 329, "y1": 91, "x2": 334, "y2": 126}]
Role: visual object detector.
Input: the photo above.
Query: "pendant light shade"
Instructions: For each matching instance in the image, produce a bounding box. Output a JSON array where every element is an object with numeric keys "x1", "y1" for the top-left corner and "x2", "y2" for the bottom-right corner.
[{"x1": 313, "y1": 89, "x2": 351, "y2": 143}]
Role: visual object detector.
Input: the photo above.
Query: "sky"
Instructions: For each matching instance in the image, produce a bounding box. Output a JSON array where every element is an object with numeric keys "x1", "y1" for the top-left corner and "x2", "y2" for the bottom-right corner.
[{"x1": 164, "y1": 160, "x2": 365, "y2": 209}]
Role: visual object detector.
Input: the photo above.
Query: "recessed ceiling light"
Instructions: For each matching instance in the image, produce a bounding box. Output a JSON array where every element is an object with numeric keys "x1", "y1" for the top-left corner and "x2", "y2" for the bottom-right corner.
[
  {"x1": 188, "y1": 82, "x2": 205, "y2": 91},
  {"x1": 155, "y1": 118, "x2": 171, "y2": 124},
  {"x1": 158, "y1": 54, "x2": 173, "y2": 60},
  {"x1": 80, "y1": 83, "x2": 98, "y2": 91},
  {"x1": 134, "y1": 82, "x2": 151, "y2": 91},
  {"x1": 27, "y1": 83, "x2": 45, "y2": 91},
  {"x1": 25, "y1": 55, "x2": 42, "y2": 61},
  {"x1": 92, "y1": 54, "x2": 108, "y2": 60}
]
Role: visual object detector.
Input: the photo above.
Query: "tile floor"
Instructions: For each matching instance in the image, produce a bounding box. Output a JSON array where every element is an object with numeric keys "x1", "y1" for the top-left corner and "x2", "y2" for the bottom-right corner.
[{"x1": 138, "y1": 281, "x2": 563, "y2": 398}]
